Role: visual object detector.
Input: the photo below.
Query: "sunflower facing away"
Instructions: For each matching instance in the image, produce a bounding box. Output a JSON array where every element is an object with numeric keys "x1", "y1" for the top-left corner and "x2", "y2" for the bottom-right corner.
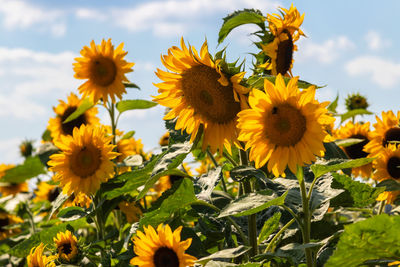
[
  {"x1": 130, "y1": 224, "x2": 197, "y2": 267},
  {"x1": 364, "y1": 110, "x2": 400, "y2": 158},
  {"x1": 153, "y1": 38, "x2": 250, "y2": 153},
  {"x1": 260, "y1": 4, "x2": 305, "y2": 76},
  {"x1": 54, "y1": 230, "x2": 79, "y2": 263},
  {"x1": 48, "y1": 93, "x2": 99, "y2": 141},
  {"x1": 0, "y1": 212, "x2": 23, "y2": 240},
  {"x1": 73, "y1": 39, "x2": 135, "y2": 104},
  {"x1": 372, "y1": 144, "x2": 400, "y2": 204},
  {"x1": 237, "y1": 74, "x2": 334, "y2": 177},
  {"x1": 334, "y1": 121, "x2": 372, "y2": 178},
  {"x1": 0, "y1": 163, "x2": 28, "y2": 197},
  {"x1": 27, "y1": 243, "x2": 56, "y2": 267},
  {"x1": 48, "y1": 125, "x2": 119, "y2": 195}
]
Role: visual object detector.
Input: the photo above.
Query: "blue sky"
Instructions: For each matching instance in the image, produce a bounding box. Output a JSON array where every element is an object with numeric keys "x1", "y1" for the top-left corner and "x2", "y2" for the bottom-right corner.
[{"x1": 0, "y1": 0, "x2": 399, "y2": 164}]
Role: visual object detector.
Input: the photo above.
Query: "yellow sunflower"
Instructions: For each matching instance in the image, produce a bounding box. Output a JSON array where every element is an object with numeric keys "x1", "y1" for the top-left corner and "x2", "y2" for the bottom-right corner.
[
  {"x1": 71, "y1": 192, "x2": 92, "y2": 209},
  {"x1": 27, "y1": 243, "x2": 57, "y2": 267},
  {"x1": 364, "y1": 110, "x2": 400, "y2": 158},
  {"x1": 0, "y1": 212, "x2": 23, "y2": 240},
  {"x1": 118, "y1": 201, "x2": 142, "y2": 223},
  {"x1": 54, "y1": 230, "x2": 79, "y2": 262},
  {"x1": 73, "y1": 39, "x2": 135, "y2": 104},
  {"x1": 154, "y1": 163, "x2": 192, "y2": 197},
  {"x1": 131, "y1": 224, "x2": 197, "y2": 267},
  {"x1": 260, "y1": 4, "x2": 305, "y2": 76},
  {"x1": 334, "y1": 121, "x2": 372, "y2": 178},
  {"x1": 33, "y1": 181, "x2": 61, "y2": 203},
  {"x1": 48, "y1": 93, "x2": 99, "y2": 141},
  {"x1": 48, "y1": 125, "x2": 119, "y2": 195},
  {"x1": 153, "y1": 38, "x2": 250, "y2": 153},
  {"x1": 372, "y1": 144, "x2": 400, "y2": 204},
  {"x1": 159, "y1": 132, "x2": 170, "y2": 147},
  {"x1": 237, "y1": 74, "x2": 334, "y2": 177}
]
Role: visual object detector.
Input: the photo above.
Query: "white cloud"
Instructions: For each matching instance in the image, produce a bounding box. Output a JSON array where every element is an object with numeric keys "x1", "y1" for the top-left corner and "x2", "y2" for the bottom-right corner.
[
  {"x1": 296, "y1": 36, "x2": 355, "y2": 64},
  {"x1": 365, "y1": 30, "x2": 391, "y2": 51},
  {"x1": 0, "y1": 138, "x2": 21, "y2": 164},
  {"x1": 0, "y1": 0, "x2": 66, "y2": 36},
  {"x1": 75, "y1": 8, "x2": 107, "y2": 21},
  {"x1": 345, "y1": 56, "x2": 400, "y2": 88}
]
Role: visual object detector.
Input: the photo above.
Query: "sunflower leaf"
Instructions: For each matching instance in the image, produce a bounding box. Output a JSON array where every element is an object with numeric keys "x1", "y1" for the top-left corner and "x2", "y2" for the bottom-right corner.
[
  {"x1": 195, "y1": 167, "x2": 222, "y2": 202},
  {"x1": 116, "y1": 99, "x2": 157, "y2": 113},
  {"x1": 376, "y1": 179, "x2": 400, "y2": 191},
  {"x1": 334, "y1": 138, "x2": 365, "y2": 147},
  {"x1": 311, "y1": 158, "x2": 375, "y2": 179},
  {"x1": 63, "y1": 98, "x2": 94, "y2": 124},
  {"x1": 247, "y1": 74, "x2": 319, "y2": 90},
  {"x1": 258, "y1": 211, "x2": 281, "y2": 245},
  {"x1": 121, "y1": 130, "x2": 135, "y2": 139},
  {"x1": 0, "y1": 156, "x2": 46, "y2": 183},
  {"x1": 196, "y1": 245, "x2": 251, "y2": 265},
  {"x1": 327, "y1": 94, "x2": 339, "y2": 113},
  {"x1": 57, "y1": 206, "x2": 87, "y2": 221},
  {"x1": 218, "y1": 190, "x2": 287, "y2": 218},
  {"x1": 325, "y1": 214, "x2": 400, "y2": 267},
  {"x1": 218, "y1": 9, "x2": 265, "y2": 43},
  {"x1": 340, "y1": 108, "x2": 373, "y2": 123},
  {"x1": 123, "y1": 81, "x2": 140, "y2": 89}
]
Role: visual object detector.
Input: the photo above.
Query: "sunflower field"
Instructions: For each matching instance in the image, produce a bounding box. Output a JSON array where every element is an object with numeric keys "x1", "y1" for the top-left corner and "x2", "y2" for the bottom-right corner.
[{"x1": 1, "y1": 4, "x2": 400, "y2": 267}]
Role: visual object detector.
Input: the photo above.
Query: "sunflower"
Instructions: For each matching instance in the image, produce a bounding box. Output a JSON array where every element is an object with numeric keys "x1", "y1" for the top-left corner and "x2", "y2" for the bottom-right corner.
[
  {"x1": 131, "y1": 224, "x2": 197, "y2": 267},
  {"x1": 19, "y1": 139, "x2": 34, "y2": 158},
  {"x1": 27, "y1": 243, "x2": 57, "y2": 267},
  {"x1": 73, "y1": 39, "x2": 135, "y2": 104},
  {"x1": 153, "y1": 38, "x2": 250, "y2": 153},
  {"x1": 364, "y1": 110, "x2": 400, "y2": 158},
  {"x1": 334, "y1": 121, "x2": 372, "y2": 178},
  {"x1": 159, "y1": 132, "x2": 170, "y2": 147},
  {"x1": 237, "y1": 74, "x2": 334, "y2": 177},
  {"x1": 33, "y1": 181, "x2": 61, "y2": 203},
  {"x1": 372, "y1": 144, "x2": 400, "y2": 204},
  {"x1": 0, "y1": 212, "x2": 23, "y2": 240},
  {"x1": 71, "y1": 192, "x2": 92, "y2": 209},
  {"x1": 54, "y1": 230, "x2": 79, "y2": 263},
  {"x1": 118, "y1": 201, "x2": 142, "y2": 223},
  {"x1": 48, "y1": 125, "x2": 119, "y2": 196},
  {"x1": 154, "y1": 163, "x2": 192, "y2": 197},
  {"x1": 345, "y1": 92, "x2": 369, "y2": 111},
  {"x1": 260, "y1": 4, "x2": 305, "y2": 76},
  {"x1": 48, "y1": 93, "x2": 99, "y2": 141}
]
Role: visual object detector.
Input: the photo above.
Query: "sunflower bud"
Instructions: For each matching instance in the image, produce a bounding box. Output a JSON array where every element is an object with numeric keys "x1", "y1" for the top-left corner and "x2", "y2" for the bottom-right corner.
[
  {"x1": 19, "y1": 140, "x2": 34, "y2": 158},
  {"x1": 345, "y1": 93, "x2": 369, "y2": 111}
]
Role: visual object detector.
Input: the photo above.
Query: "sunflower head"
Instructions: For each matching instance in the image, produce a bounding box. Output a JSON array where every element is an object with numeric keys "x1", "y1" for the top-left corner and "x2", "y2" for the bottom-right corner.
[
  {"x1": 131, "y1": 224, "x2": 197, "y2": 267},
  {"x1": 260, "y1": 4, "x2": 305, "y2": 76},
  {"x1": 237, "y1": 74, "x2": 334, "y2": 177},
  {"x1": 73, "y1": 39, "x2": 135, "y2": 104},
  {"x1": 48, "y1": 93, "x2": 100, "y2": 141},
  {"x1": 48, "y1": 125, "x2": 119, "y2": 196},
  {"x1": 19, "y1": 139, "x2": 34, "y2": 158},
  {"x1": 153, "y1": 38, "x2": 250, "y2": 154},
  {"x1": 345, "y1": 93, "x2": 369, "y2": 111},
  {"x1": 334, "y1": 121, "x2": 372, "y2": 178},
  {"x1": 54, "y1": 230, "x2": 79, "y2": 263},
  {"x1": 33, "y1": 181, "x2": 61, "y2": 203},
  {"x1": 72, "y1": 192, "x2": 92, "y2": 209},
  {"x1": 159, "y1": 132, "x2": 170, "y2": 147},
  {"x1": 27, "y1": 243, "x2": 57, "y2": 267},
  {"x1": 0, "y1": 212, "x2": 23, "y2": 240}
]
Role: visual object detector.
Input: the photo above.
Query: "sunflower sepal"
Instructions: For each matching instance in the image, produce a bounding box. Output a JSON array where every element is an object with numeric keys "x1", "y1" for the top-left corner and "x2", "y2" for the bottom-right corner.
[{"x1": 122, "y1": 81, "x2": 140, "y2": 89}]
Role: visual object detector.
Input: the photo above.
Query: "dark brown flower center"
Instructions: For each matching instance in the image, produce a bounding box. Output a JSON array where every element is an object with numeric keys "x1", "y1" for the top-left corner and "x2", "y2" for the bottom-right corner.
[
  {"x1": 0, "y1": 218, "x2": 9, "y2": 232},
  {"x1": 181, "y1": 65, "x2": 240, "y2": 124},
  {"x1": 382, "y1": 128, "x2": 400, "y2": 147},
  {"x1": 70, "y1": 145, "x2": 101, "y2": 178},
  {"x1": 343, "y1": 134, "x2": 369, "y2": 159},
  {"x1": 47, "y1": 187, "x2": 61, "y2": 202},
  {"x1": 60, "y1": 106, "x2": 87, "y2": 136},
  {"x1": 60, "y1": 243, "x2": 72, "y2": 255},
  {"x1": 90, "y1": 57, "x2": 117, "y2": 86},
  {"x1": 387, "y1": 156, "x2": 400, "y2": 179},
  {"x1": 276, "y1": 30, "x2": 293, "y2": 75},
  {"x1": 265, "y1": 103, "x2": 306, "y2": 146},
  {"x1": 153, "y1": 247, "x2": 179, "y2": 267}
]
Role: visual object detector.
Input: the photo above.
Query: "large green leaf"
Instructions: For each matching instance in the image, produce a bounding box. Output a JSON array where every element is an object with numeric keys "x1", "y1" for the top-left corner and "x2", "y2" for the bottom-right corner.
[
  {"x1": 218, "y1": 9, "x2": 265, "y2": 43},
  {"x1": 340, "y1": 108, "x2": 373, "y2": 123},
  {"x1": 376, "y1": 179, "x2": 400, "y2": 191},
  {"x1": 194, "y1": 167, "x2": 222, "y2": 201},
  {"x1": 116, "y1": 99, "x2": 157, "y2": 114},
  {"x1": 258, "y1": 212, "x2": 281, "y2": 245},
  {"x1": 325, "y1": 214, "x2": 400, "y2": 267},
  {"x1": 218, "y1": 190, "x2": 287, "y2": 218},
  {"x1": 1, "y1": 156, "x2": 46, "y2": 183},
  {"x1": 63, "y1": 98, "x2": 94, "y2": 123},
  {"x1": 196, "y1": 246, "x2": 250, "y2": 265},
  {"x1": 327, "y1": 94, "x2": 339, "y2": 113},
  {"x1": 139, "y1": 178, "x2": 197, "y2": 227},
  {"x1": 311, "y1": 158, "x2": 374, "y2": 179},
  {"x1": 247, "y1": 75, "x2": 319, "y2": 90}
]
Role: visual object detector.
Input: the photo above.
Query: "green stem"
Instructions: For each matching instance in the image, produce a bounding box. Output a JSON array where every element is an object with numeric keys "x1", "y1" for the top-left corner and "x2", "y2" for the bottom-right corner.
[
  {"x1": 264, "y1": 218, "x2": 295, "y2": 253},
  {"x1": 206, "y1": 148, "x2": 228, "y2": 193},
  {"x1": 282, "y1": 204, "x2": 303, "y2": 229},
  {"x1": 239, "y1": 148, "x2": 258, "y2": 257},
  {"x1": 297, "y1": 166, "x2": 314, "y2": 267},
  {"x1": 223, "y1": 151, "x2": 239, "y2": 167},
  {"x1": 378, "y1": 200, "x2": 386, "y2": 215},
  {"x1": 93, "y1": 195, "x2": 106, "y2": 241}
]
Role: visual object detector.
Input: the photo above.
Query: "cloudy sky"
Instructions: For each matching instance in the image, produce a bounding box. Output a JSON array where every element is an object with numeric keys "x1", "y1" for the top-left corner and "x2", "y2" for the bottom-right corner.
[{"x1": 0, "y1": 0, "x2": 399, "y2": 164}]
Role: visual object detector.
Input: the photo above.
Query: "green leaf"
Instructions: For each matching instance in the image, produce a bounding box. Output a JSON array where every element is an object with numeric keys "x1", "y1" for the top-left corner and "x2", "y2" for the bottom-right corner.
[
  {"x1": 331, "y1": 173, "x2": 385, "y2": 207},
  {"x1": 376, "y1": 179, "x2": 400, "y2": 191},
  {"x1": 311, "y1": 158, "x2": 374, "y2": 179},
  {"x1": 218, "y1": 190, "x2": 287, "y2": 218},
  {"x1": 41, "y1": 129, "x2": 51, "y2": 142},
  {"x1": 340, "y1": 108, "x2": 373, "y2": 123},
  {"x1": 48, "y1": 192, "x2": 70, "y2": 219},
  {"x1": 247, "y1": 75, "x2": 319, "y2": 90},
  {"x1": 327, "y1": 94, "x2": 339, "y2": 113},
  {"x1": 196, "y1": 245, "x2": 251, "y2": 265},
  {"x1": 139, "y1": 178, "x2": 197, "y2": 227},
  {"x1": 121, "y1": 130, "x2": 135, "y2": 140},
  {"x1": 334, "y1": 138, "x2": 365, "y2": 147},
  {"x1": 1, "y1": 156, "x2": 45, "y2": 183},
  {"x1": 195, "y1": 167, "x2": 222, "y2": 201},
  {"x1": 57, "y1": 206, "x2": 87, "y2": 221},
  {"x1": 258, "y1": 212, "x2": 281, "y2": 245},
  {"x1": 230, "y1": 165, "x2": 266, "y2": 182},
  {"x1": 325, "y1": 214, "x2": 400, "y2": 267},
  {"x1": 218, "y1": 9, "x2": 265, "y2": 43},
  {"x1": 123, "y1": 82, "x2": 140, "y2": 89},
  {"x1": 9, "y1": 218, "x2": 88, "y2": 258},
  {"x1": 63, "y1": 98, "x2": 94, "y2": 123},
  {"x1": 116, "y1": 99, "x2": 157, "y2": 113}
]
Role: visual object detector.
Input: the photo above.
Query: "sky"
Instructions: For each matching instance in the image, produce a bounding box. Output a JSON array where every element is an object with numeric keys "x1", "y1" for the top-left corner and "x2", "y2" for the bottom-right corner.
[{"x1": 0, "y1": 0, "x2": 399, "y2": 164}]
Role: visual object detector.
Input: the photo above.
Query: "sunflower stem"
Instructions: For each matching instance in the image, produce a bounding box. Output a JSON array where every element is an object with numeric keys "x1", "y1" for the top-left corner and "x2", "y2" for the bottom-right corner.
[
  {"x1": 206, "y1": 148, "x2": 228, "y2": 193},
  {"x1": 297, "y1": 166, "x2": 315, "y2": 267},
  {"x1": 239, "y1": 148, "x2": 258, "y2": 257},
  {"x1": 264, "y1": 218, "x2": 295, "y2": 253},
  {"x1": 378, "y1": 200, "x2": 386, "y2": 215},
  {"x1": 223, "y1": 151, "x2": 239, "y2": 167}
]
